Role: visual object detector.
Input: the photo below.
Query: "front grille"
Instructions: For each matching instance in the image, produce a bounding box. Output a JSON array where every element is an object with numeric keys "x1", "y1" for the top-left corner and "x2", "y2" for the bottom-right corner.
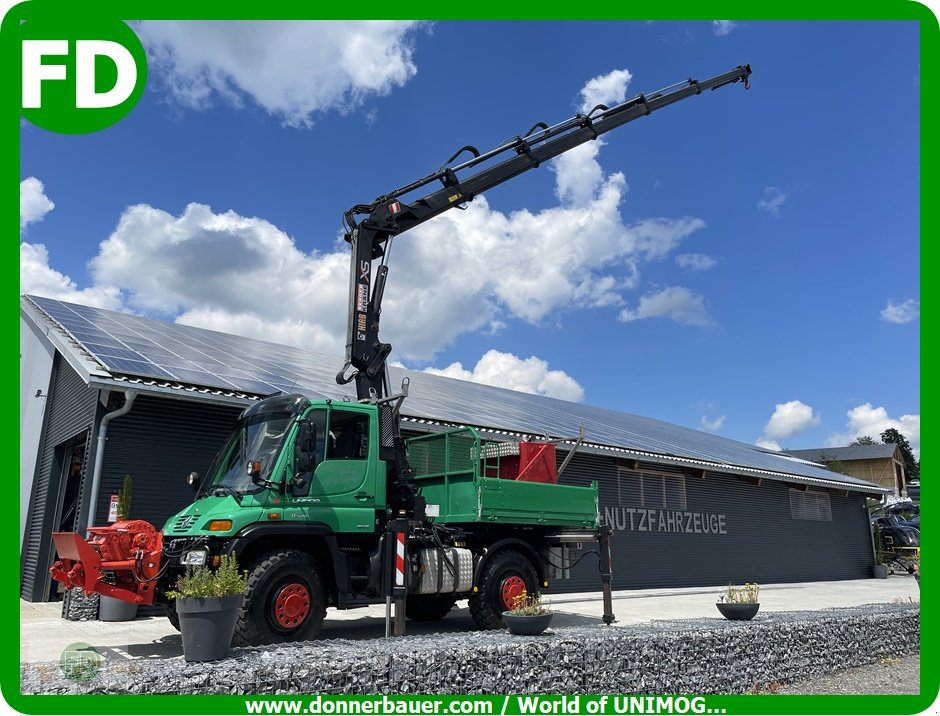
[{"x1": 172, "y1": 514, "x2": 198, "y2": 532}]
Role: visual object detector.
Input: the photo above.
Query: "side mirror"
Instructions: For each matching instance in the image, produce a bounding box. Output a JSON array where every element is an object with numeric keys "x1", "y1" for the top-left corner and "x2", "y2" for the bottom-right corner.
[
  {"x1": 295, "y1": 420, "x2": 317, "y2": 474},
  {"x1": 187, "y1": 471, "x2": 199, "y2": 491},
  {"x1": 247, "y1": 460, "x2": 263, "y2": 486}
]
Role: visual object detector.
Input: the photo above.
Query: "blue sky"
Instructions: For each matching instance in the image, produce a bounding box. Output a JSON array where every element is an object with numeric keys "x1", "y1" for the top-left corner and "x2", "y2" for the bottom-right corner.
[{"x1": 19, "y1": 19, "x2": 921, "y2": 455}]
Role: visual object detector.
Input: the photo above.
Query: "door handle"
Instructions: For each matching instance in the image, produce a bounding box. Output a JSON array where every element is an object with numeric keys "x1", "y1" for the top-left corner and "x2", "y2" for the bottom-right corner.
[{"x1": 355, "y1": 493, "x2": 374, "y2": 501}]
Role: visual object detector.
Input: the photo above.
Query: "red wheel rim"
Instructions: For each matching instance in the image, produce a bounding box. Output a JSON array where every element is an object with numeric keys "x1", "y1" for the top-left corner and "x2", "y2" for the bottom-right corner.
[
  {"x1": 500, "y1": 576, "x2": 527, "y2": 610},
  {"x1": 273, "y1": 582, "x2": 310, "y2": 628}
]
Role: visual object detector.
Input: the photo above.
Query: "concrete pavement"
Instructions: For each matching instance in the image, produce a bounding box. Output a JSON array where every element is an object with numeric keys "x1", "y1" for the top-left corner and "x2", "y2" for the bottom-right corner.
[{"x1": 20, "y1": 574, "x2": 920, "y2": 664}]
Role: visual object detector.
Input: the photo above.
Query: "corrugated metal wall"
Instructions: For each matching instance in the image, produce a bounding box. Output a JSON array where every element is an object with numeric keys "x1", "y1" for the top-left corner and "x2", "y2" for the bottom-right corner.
[
  {"x1": 95, "y1": 395, "x2": 242, "y2": 531},
  {"x1": 556, "y1": 452, "x2": 874, "y2": 593},
  {"x1": 20, "y1": 357, "x2": 99, "y2": 601}
]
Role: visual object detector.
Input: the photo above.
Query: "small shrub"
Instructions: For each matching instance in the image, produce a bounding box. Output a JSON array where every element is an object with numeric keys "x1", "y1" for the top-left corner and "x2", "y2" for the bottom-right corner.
[
  {"x1": 718, "y1": 582, "x2": 759, "y2": 604},
  {"x1": 166, "y1": 554, "x2": 247, "y2": 599},
  {"x1": 116, "y1": 474, "x2": 132, "y2": 521},
  {"x1": 507, "y1": 589, "x2": 550, "y2": 616}
]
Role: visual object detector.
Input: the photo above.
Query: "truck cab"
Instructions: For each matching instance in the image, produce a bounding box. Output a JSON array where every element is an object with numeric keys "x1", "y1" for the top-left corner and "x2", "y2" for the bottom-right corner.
[{"x1": 166, "y1": 395, "x2": 387, "y2": 544}]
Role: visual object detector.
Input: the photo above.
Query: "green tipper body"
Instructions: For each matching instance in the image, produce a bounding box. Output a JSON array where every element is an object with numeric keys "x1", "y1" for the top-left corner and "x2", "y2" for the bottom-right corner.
[{"x1": 407, "y1": 427, "x2": 598, "y2": 528}]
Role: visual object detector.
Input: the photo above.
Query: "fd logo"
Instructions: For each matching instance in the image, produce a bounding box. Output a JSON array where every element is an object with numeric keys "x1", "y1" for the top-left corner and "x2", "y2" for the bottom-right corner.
[{"x1": 19, "y1": 13, "x2": 147, "y2": 134}]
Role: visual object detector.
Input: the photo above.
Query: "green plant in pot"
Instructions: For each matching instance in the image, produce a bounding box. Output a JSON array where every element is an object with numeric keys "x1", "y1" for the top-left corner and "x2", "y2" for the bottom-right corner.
[
  {"x1": 502, "y1": 589, "x2": 553, "y2": 635},
  {"x1": 716, "y1": 582, "x2": 760, "y2": 621},
  {"x1": 116, "y1": 474, "x2": 132, "y2": 521},
  {"x1": 99, "y1": 475, "x2": 139, "y2": 622},
  {"x1": 166, "y1": 554, "x2": 247, "y2": 662}
]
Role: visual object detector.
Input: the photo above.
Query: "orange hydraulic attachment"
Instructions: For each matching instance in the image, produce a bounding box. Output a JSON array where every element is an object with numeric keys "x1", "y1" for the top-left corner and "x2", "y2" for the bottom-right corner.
[{"x1": 50, "y1": 519, "x2": 163, "y2": 605}]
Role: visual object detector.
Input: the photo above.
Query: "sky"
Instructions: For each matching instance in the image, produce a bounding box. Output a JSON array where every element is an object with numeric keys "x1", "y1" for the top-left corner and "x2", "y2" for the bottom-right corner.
[{"x1": 19, "y1": 19, "x2": 921, "y2": 457}]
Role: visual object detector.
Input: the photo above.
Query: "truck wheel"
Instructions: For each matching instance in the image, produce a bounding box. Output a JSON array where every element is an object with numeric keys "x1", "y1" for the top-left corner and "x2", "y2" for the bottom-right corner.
[
  {"x1": 164, "y1": 604, "x2": 180, "y2": 632},
  {"x1": 469, "y1": 550, "x2": 538, "y2": 630},
  {"x1": 405, "y1": 595, "x2": 458, "y2": 622},
  {"x1": 233, "y1": 549, "x2": 327, "y2": 646}
]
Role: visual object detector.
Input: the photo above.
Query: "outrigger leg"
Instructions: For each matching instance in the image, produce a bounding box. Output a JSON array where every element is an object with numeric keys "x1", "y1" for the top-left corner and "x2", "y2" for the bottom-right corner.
[{"x1": 598, "y1": 525, "x2": 615, "y2": 625}]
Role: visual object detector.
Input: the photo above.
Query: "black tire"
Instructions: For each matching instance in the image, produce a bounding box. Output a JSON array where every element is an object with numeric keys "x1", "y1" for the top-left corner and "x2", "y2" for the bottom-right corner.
[
  {"x1": 233, "y1": 549, "x2": 327, "y2": 646},
  {"x1": 468, "y1": 550, "x2": 538, "y2": 630},
  {"x1": 405, "y1": 594, "x2": 458, "y2": 622},
  {"x1": 164, "y1": 603, "x2": 180, "y2": 632}
]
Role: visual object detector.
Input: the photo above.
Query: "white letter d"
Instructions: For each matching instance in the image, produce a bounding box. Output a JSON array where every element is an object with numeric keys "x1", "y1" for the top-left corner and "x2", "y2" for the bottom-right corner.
[{"x1": 75, "y1": 40, "x2": 137, "y2": 108}]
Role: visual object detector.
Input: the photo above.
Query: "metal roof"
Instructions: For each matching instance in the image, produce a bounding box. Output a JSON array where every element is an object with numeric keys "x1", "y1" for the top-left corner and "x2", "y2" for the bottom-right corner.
[
  {"x1": 785, "y1": 445, "x2": 900, "y2": 462},
  {"x1": 21, "y1": 294, "x2": 888, "y2": 495}
]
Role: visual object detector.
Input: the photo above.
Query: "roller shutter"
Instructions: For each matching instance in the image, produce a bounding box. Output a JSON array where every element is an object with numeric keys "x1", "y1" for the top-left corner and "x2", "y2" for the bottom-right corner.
[{"x1": 95, "y1": 395, "x2": 243, "y2": 530}]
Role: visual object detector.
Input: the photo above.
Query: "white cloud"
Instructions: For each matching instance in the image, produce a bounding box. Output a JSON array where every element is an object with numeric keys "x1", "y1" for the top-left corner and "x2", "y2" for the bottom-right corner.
[
  {"x1": 755, "y1": 437, "x2": 781, "y2": 451},
  {"x1": 137, "y1": 21, "x2": 422, "y2": 127},
  {"x1": 676, "y1": 253, "x2": 717, "y2": 271},
  {"x1": 552, "y1": 142, "x2": 608, "y2": 207},
  {"x1": 700, "y1": 414, "x2": 725, "y2": 431},
  {"x1": 757, "y1": 186, "x2": 788, "y2": 216},
  {"x1": 20, "y1": 178, "x2": 123, "y2": 308},
  {"x1": 89, "y1": 202, "x2": 351, "y2": 355},
  {"x1": 20, "y1": 177, "x2": 55, "y2": 233},
  {"x1": 579, "y1": 69, "x2": 632, "y2": 112},
  {"x1": 20, "y1": 242, "x2": 123, "y2": 309},
  {"x1": 826, "y1": 403, "x2": 920, "y2": 457},
  {"x1": 761, "y1": 400, "x2": 820, "y2": 441},
  {"x1": 618, "y1": 286, "x2": 712, "y2": 326},
  {"x1": 713, "y1": 21, "x2": 737, "y2": 36},
  {"x1": 633, "y1": 218, "x2": 707, "y2": 260},
  {"x1": 425, "y1": 350, "x2": 584, "y2": 402},
  {"x1": 880, "y1": 298, "x2": 919, "y2": 324},
  {"x1": 30, "y1": 70, "x2": 710, "y2": 363}
]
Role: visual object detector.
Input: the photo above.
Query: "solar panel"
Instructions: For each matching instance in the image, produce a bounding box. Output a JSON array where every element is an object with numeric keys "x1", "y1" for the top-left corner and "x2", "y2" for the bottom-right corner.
[{"x1": 24, "y1": 294, "x2": 884, "y2": 490}]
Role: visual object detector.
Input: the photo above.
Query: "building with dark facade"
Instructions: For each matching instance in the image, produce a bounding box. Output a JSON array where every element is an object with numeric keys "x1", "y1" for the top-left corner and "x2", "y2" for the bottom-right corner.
[{"x1": 20, "y1": 294, "x2": 888, "y2": 602}]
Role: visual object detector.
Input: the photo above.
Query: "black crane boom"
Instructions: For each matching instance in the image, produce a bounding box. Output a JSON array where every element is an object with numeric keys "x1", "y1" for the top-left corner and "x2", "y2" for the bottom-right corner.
[{"x1": 336, "y1": 64, "x2": 751, "y2": 475}]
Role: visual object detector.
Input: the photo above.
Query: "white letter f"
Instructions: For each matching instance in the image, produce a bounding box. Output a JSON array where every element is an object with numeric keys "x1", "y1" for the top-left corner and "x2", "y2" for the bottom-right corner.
[{"x1": 22, "y1": 40, "x2": 68, "y2": 108}]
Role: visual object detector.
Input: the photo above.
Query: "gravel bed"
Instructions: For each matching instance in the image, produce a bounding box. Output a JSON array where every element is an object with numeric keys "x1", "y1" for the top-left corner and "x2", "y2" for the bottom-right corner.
[
  {"x1": 61, "y1": 588, "x2": 98, "y2": 621},
  {"x1": 21, "y1": 604, "x2": 919, "y2": 695},
  {"x1": 777, "y1": 654, "x2": 919, "y2": 695}
]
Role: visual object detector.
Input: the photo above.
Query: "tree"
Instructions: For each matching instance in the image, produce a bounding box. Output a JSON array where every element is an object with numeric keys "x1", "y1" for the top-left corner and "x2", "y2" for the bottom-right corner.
[
  {"x1": 880, "y1": 428, "x2": 919, "y2": 482},
  {"x1": 849, "y1": 435, "x2": 877, "y2": 446},
  {"x1": 817, "y1": 452, "x2": 850, "y2": 475}
]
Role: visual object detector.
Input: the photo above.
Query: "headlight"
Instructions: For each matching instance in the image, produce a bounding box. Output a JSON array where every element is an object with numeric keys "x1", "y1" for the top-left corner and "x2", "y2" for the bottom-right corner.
[{"x1": 181, "y1": 549, "x2": 208, "y2": 566}]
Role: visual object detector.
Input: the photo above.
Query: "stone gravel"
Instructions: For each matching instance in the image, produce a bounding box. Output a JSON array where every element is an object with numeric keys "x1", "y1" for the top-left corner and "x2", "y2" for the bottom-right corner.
[
  {"x1": 777, "y1": 654, "x2": 919, "y2": 695},
  {"x1": 20, "y1": 604, "x2": 919, "y2": 696}
]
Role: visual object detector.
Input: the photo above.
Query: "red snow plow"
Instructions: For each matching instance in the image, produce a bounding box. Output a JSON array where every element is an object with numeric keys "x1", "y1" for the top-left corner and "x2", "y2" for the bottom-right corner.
[{"x1": 50, "y1": 520, "x2": 163, "y2": 605}]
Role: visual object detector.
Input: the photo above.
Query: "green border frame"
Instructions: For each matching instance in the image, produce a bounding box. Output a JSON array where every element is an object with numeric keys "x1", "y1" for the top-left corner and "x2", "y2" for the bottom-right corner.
[{"x1": 6, "y1": 1, "x2": 934, "y2": 713}]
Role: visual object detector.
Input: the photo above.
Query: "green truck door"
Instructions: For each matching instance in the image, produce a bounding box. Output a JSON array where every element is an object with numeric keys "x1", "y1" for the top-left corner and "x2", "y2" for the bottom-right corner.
[{"x1": 291, "y1": 407, "x2": 378, "y2": 534}]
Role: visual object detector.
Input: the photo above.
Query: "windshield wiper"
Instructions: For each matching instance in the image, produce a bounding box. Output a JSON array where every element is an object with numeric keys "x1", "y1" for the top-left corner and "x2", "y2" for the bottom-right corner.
[{"x1": 211, "y1": 484, "x2": 243, "y2": 504}]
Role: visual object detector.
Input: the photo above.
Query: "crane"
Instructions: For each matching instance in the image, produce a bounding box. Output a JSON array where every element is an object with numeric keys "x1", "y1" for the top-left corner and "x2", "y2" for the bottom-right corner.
[{"x1": 336, "y1": 63, "x2": 752, "y2": 484}]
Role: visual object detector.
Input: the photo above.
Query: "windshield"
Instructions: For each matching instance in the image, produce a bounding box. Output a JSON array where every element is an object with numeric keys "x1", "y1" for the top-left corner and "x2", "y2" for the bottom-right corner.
[{"x1": 204, "y1": 413, "x2": 293, "y2": 495}]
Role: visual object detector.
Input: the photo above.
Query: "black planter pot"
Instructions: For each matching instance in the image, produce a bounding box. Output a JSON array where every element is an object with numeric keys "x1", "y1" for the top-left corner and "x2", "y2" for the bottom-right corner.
[
  {"x1": 502, "y1": 611, "x2": 553, "y2": 635},
  {"x1": 716, "y1": 602, "x2": 760, "y2": 621},
  {"x1": 873, "y1": 564, "x2": 889, "y2": 579},
  {"x1": 98, "y1": 595, "x2": 138, "y2": 622},
  {"x1": 176, "y1": 595, "x2": 244, "y2": 662}
]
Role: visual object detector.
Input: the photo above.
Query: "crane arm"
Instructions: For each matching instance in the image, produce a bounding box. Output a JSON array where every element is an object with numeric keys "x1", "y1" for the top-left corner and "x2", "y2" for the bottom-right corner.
[{"x1": 336, "y1": 64, "x2": 751, "y2": 403}]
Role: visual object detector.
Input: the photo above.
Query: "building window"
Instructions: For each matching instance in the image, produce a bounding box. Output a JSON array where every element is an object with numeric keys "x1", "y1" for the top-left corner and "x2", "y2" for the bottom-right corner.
[
  {"x1": 789, "y1": 488, "x2": 832, "y2": 521},
  {"x1": 617, "y1": 469, "x2": 687, "y2": 510}
]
